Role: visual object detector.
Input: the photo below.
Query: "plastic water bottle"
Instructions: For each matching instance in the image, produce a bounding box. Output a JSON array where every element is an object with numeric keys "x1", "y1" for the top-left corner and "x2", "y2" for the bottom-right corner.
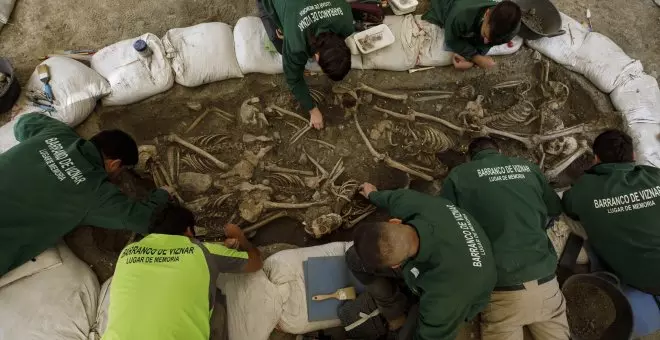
[{"x1": 133, "y1": 39, "x2": 153, "y2": 58}]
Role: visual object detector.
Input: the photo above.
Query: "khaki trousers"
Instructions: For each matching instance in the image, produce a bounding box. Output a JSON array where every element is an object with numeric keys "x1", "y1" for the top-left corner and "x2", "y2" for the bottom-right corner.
[{"x1": 481, "y1": 278, "x2": 570, "y2": 340}]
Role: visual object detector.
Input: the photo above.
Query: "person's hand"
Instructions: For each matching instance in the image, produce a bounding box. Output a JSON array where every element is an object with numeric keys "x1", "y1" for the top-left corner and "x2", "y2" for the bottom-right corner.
[
  {"x1": 223, "y1": 224, "x2": 246, "y2": 240},
  {"x1": 472, "y1": 55, "x2": 496, "y2": 69},
  {"x1": 276, "y1": 28, "x2": 284, "y2": 40},
  {"x1": 309, "y1": 107, "x2": 324, "y2": 130},
  {"x1": 224, "y1": 238, "x2": 240, "y2": 249},
  {"x1": 452, "y1": 54, "x2": 474, "y2": 70},
  {"x1": 159, "y1": 186, "x2": 176, "y2": 196},
  {"x1": 359, "y1": 182, "x2": 378, "y2": 199}
]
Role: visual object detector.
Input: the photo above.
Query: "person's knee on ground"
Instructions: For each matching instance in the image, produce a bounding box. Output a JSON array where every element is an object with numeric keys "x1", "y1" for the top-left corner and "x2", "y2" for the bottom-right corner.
[{"x1": 311, "y1": 32, "x2": 352, "y2": 81}]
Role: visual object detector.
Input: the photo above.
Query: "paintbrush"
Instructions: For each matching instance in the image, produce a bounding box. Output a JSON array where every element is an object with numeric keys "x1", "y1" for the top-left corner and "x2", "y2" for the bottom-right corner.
[
  {"x1": 36, "y1": 64, "x2": 54, "y2": 102},
  {"x1": 586, "y1": 9, "x2": 593, "y2": 31},
  {"x1": 312, "y1": 287, "x2": 357, "y2": 301}
]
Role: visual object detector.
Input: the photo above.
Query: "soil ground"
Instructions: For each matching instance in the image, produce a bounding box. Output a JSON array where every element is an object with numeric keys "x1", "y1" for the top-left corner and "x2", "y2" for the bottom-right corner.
[{"x1": 1, "y1": 0, "x2": 658, "y2": 339}]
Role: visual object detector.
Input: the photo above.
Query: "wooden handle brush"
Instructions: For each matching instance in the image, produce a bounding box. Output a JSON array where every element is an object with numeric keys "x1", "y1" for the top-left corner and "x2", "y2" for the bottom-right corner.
[
  {"x1": 37, "y1": 64, "x2": 54, "y2": 102},
  {"x1": 312, "y1": 287, "x2": 356, "y2": 301}
]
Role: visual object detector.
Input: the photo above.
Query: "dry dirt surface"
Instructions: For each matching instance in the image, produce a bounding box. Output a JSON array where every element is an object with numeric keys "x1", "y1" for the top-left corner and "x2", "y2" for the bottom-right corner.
[{"x1": 1, "y1": 0, "x2": 658, "y2": 339}]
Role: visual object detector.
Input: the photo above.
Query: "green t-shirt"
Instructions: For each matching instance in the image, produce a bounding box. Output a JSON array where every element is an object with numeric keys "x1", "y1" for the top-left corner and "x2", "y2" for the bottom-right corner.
[
  {"x1": 369, "y1": 189, "x2": 497, "y2": 340},
  {"x1": 102, "y1": 234, "x2": 249, "y2": 340},
  {"x1": 562, "y1": 163, "x2": 660, "y2": 293},
  {"x1": 441, "y1": 149, "x2": 562, "y2": 287},
  {"x1": 262, "y1": 0, "x2": 354, "y2": 111},
  {"x1": 0, "y1": 113, "x2": 169, "y2": 276}
]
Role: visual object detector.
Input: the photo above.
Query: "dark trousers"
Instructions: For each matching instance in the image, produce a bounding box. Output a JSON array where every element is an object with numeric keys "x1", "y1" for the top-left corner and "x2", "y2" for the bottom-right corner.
[
  {"x1": 346, "y1": 246, "x2": 409, "y2": 321},
  {"x1": 256, "y1": 0, "x2": 284, "y2": 54}
]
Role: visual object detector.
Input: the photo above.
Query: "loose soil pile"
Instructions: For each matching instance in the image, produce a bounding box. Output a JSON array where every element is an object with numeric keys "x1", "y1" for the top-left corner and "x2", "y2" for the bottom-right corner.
[
  {"x1": 564, "y1": 280, "x2": 617, "y2": 340},
  {"x1": 523, "y1": 9, "x2": 544, "y2": 33}
]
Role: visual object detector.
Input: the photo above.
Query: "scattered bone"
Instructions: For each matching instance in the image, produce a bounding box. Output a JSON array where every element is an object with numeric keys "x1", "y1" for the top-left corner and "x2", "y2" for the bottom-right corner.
[
  {"x1": 307, "y1": 138, "x2": 336, "y2": 150},
  {"x1": 235, "y1": 181, "x2": 274, "y2": 193},
  {"x1": 185, "y1": 109, "x2": 211, "y2": 134},
  {"x1": 458, "y1": 95, "x2": 486, "y2": 127},
  {"x1": 188, "y1": 134, "x2": 230, "y2": 151},
  {"x1": 546, "y1": 140, "x2": 590, "y2": 178},
  {"x1": 239, "y1": 97, "x2": 264, "y2": 126},
  {"x1": 309, "y1": 88, "x2": 325, "y2": 106},
  {"x1": 374, "y1": 106, "x2": 467, "y2": 134},
  {"x1": 290, "y1": 125, "x2": 312, "y2": 145},
  {"x1": 457, "y1": 85, "x2": 476, "y2": 99},
  {"x1": 354, "y1": 113, "x2": 434, "y2": 181},
  {"x1": 345, "y1": 205, "x2": 376, "y2": 229},
  {"x1": 369, "y1": 120, "x2": 394, "y2": 141},
  {"x1": 332, "y1": 84, "x2": 360, "y2": 110},
  {"x1": 305, "y1": 213, "x2": 343, "y2": 239},
  {"x1": 186, "y1": 101, "x2": 202, "y2": 111},
  {"x1": 181, "y1": 154, "x2": 218, "y2": 172},
  {"x1": 178, "y1": 172, "x2": 213, "y2": 194},
  {"x1": 413, "y1": 90, "x2": 453, "y2": 96},
  {"x1": 242, "y1": 211, "x2": 288, "y2": 235},
  {"x1": 136, "y1": 145, "x2": 157, "y2": 174},
  {"x1": 331, "y1": 179, "x2": 359, "y2": 203},
  {"x1": 221, "y1": 146, "x2": 274, "y2": 179},
  {"x1": 262, "y1": 162, "x2": 315, "y2": 176},
  {"x1": 408, "y1": 163, "x2": 434, "y2": 173},
  {"x1": 166, "y1": 146, "x2": 179, "y2": 182},
  {"x1": 417, "y1": 124, "x2": 454, "y2": 153},
  {"x1": 412, "y1": 94, "x2": 452, "y2": 102},
  {"x1": 267, "y1": 173, "x2": 306, "y2": 189},
  {"x1": 266, "y1": 105, "x2": 310, "y2": 124},
  {"x1": 209, "y1": 107, "x2": 235, "y2": 122},
  {"x1": 303, "y1": 148, "x2": 329, "y2": 177},
  {"x1": 161, "y1": 134, "x2": 230, "y2": 171},
  {"x1": 408, "y1": 66, "x2": 435, "y2": 73},
  {"x1": 240, "y1": 197, "x2": 329, "y2": 223},
  {"x1": 483, "y1": 100, "x2": 536, "y2": 129},
  {"x1": 356, "y1": 83, "x2": 408, "y2": 101},
  {"x1": 545, "y1": 136, "x2": 579, "y2": 156},
  {"x1": 243, "y1": 134, "x2": 274, "y2": 143}
]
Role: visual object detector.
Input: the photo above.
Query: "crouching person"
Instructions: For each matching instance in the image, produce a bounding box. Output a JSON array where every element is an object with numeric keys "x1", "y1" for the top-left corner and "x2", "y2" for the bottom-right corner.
[
  {"x1": 102, "y1": 204, "x2": 263, "y2": 340},
  {"x1": 422, "y1": 0, "x2": 521, "y2": 70},
  {"x1": 346, "y1": 183, "x2": 497, "y2": 340}
]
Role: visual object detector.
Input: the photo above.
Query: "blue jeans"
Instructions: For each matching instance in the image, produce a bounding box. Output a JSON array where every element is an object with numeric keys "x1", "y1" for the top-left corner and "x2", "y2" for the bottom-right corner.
[{"x1": 621, "y1": 285, "x2": 660, "y2": 337}]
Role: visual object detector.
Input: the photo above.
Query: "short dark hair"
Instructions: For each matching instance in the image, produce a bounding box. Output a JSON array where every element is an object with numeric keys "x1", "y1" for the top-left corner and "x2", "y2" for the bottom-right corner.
[
  {"x1": 312, "y1": 32, "x2": 352, "y2": 81},
  {"x1": 489, "y1": 1, "x2": 521, "y2": 44},
  {"x1": 90, "y1": 130, "x2": 139, "y2": 166},
  {"x1": 593, "y1": 129, "x2": 634, "y2": 163},
  {"x1": 353, "y1": 222, "x2": 411, "y2": 268},
  {"x1": 149, "y1": 203, "x2": 196, "y2": 235},
  {"x1": 468, "y1": 137, "x2": 499, "y2": 159}
]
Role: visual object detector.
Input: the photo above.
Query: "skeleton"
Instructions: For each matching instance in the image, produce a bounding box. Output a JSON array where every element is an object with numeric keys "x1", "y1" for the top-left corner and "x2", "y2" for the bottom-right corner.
[
  {"x1": 309, "y1": 88, "x2": 326, "y2": 106},
  {"x1": 139, "y1": 145, "x2": 184, "y2": 203},
  {"x1": 187, "y1": 134, "x2": 230, "y2": 153},
  {"x1": 545, "y1": 140, "x2": 590, "y2": 178},
  {"x1": 243, "y1": 134, "x2": 274, "y2": 143},
  {"x1": 261, "y1": 162, "x2": 315, "y2": 176},
  {"x1": 482, "y1": 99, "x2": 537, "y2": 130},
  {"x1": 220, "y1": 145, "x2": 273, "y2": 180},
  {"x1": 373, "y1": 107, "x2": 454, "y2": 154},
  {"x1": 185, "y1": 194, "x2": 233, "y2": 217},
  {"x1": 185, "y1": 107, "x2": 233, "y2": 134},
  {"x1": 305, "y1": 213, "x2": 343, "y2": 239},
  {"x1": 267, "y1": 173, "x2": 308, "y2": 195},
  {"x1": 239, "y1": 97, "x2": 268, "y2": 127},
  {"x1": 181, "y1": 154, "x2": 218, "y2": 173},
  {"x1": 355, "y1": 83, "x2": 408, "y2": 101},
  {"x1": 160, "y1": 134, "x2": 229, "y2": 171},
  {"x1": 413, "y1": 85, "x2": 475, "y2": 100},
  {"x1": 354, "y1": 113, "x2": 434, "y2": 181},
  {"x1": 457, "y1": 95, "x2": 486, "y2": 128}
]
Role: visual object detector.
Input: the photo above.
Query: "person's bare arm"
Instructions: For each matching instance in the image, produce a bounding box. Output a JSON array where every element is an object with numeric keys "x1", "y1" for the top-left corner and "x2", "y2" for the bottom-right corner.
[
  {"x1": 223, "y1": 224, "x2": 263, "y2": 272},
  {"x1": 471, "y1": 55, "x2": 496, "y2": 69}
]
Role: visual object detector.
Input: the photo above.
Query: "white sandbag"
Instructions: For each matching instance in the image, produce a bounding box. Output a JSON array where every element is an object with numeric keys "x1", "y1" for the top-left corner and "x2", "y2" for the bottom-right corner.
[
  {"x1": 610, "y1": 74, "x2": 660, "y2": 124},
  {"x1": 264, "y1": 242, "x2": 352, "y2": 335},
  {"x1": 566, "y1": 32, "x2": 643, "y2": 93},
  {"x1": 362, "y1": 15, "x2": 422, "y2": 71},
  {"x1": 0, "y1": 118, "x2": 18, "y2": 153},
  {"x1": 163, "y1": 22, "x2": 243, "y2": 87},
  {"x1": 526, "y1": 12, "x2": 589, "y2": 66},
  {"x1": 91, "y1": 277, "x2": 113, "y2": 338},
  {"x1": 487, "y1": 36, "x2": 524, "y2": 56},
  {"x1": 234, "y1": 17, "x2": 284, "y2": 75},
  {"x1": 91, "y1": 33, "x2": 174, "y2": 106},
  {"x1": 628, "y1": 122, "x2": 660, "y2": 168},
  {"x1": 25, "y1": 57, "x2": 110, "y2": 126},
  {"x1": 216, "y1": 270, "x2": 286, "y2": 340},
  {"x1": 0, "y1": 0, "x2": 15, "y2": 24},
  {"x1": 0, "y1": 243, "x2": 100, "y2": 340},
  {"x1": 415, "y1": 16, "x2": 522, "y2": 67}
]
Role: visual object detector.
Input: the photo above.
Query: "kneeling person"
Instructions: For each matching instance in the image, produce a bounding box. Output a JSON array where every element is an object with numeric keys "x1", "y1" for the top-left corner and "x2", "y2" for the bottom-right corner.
[
  {"x1": 441, "y1": 137, "x2": 569, "y2": 340},
  {"x1": 347, "y1": 184, "x2": 496, "y2": 340},
  {"x1": 422, "y1": 0, "x2": 521, "y2": 70},
  {"x1": 258, "y1": 0, "x2": 354, "y2": 129},
  {"x1": 102, "y1": 204, "x2": 263, "y2": 340}
]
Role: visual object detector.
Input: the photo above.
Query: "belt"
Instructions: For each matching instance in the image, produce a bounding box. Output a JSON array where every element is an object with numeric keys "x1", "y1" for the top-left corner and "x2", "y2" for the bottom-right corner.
[{"x1": 494, "y1": 274, "x2": 556, "y2": 292}]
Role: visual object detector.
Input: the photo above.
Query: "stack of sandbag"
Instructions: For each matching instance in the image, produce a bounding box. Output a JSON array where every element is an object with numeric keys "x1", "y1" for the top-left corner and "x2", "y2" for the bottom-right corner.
[
  {"x1": 362, "y1": 15, "x2": 422, "y2": 71},
  {"x1": 0, "y1": 57, "x2": 111, "y2": 153},
  {"x1": 0, "y1": 243, "x2": 100, "y2": 340},
  {"x1": 213, "y1": 242, "x2": 351, "y2": 340},
  {"x1": 163, "y1": 22, "x2": 244, "y2": 87},
  {"x1": 234, "y1": 17, "x2": 285, "y2": 75},
  {"x1": 526, "y1": 12, "x2": 659, "y2": 167},
  {"x1": 415, "y1": 15, "x2": 523, "y2": 67},
  {"x1": 0, "y1": 0, "x2": 15, "y2": 32},
  {"x1": 91, "y1": 33, "x2": 174, "y2": 106},
  {"x1": 233, "y1": 16, "x2": 363, "y2": 74}
]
